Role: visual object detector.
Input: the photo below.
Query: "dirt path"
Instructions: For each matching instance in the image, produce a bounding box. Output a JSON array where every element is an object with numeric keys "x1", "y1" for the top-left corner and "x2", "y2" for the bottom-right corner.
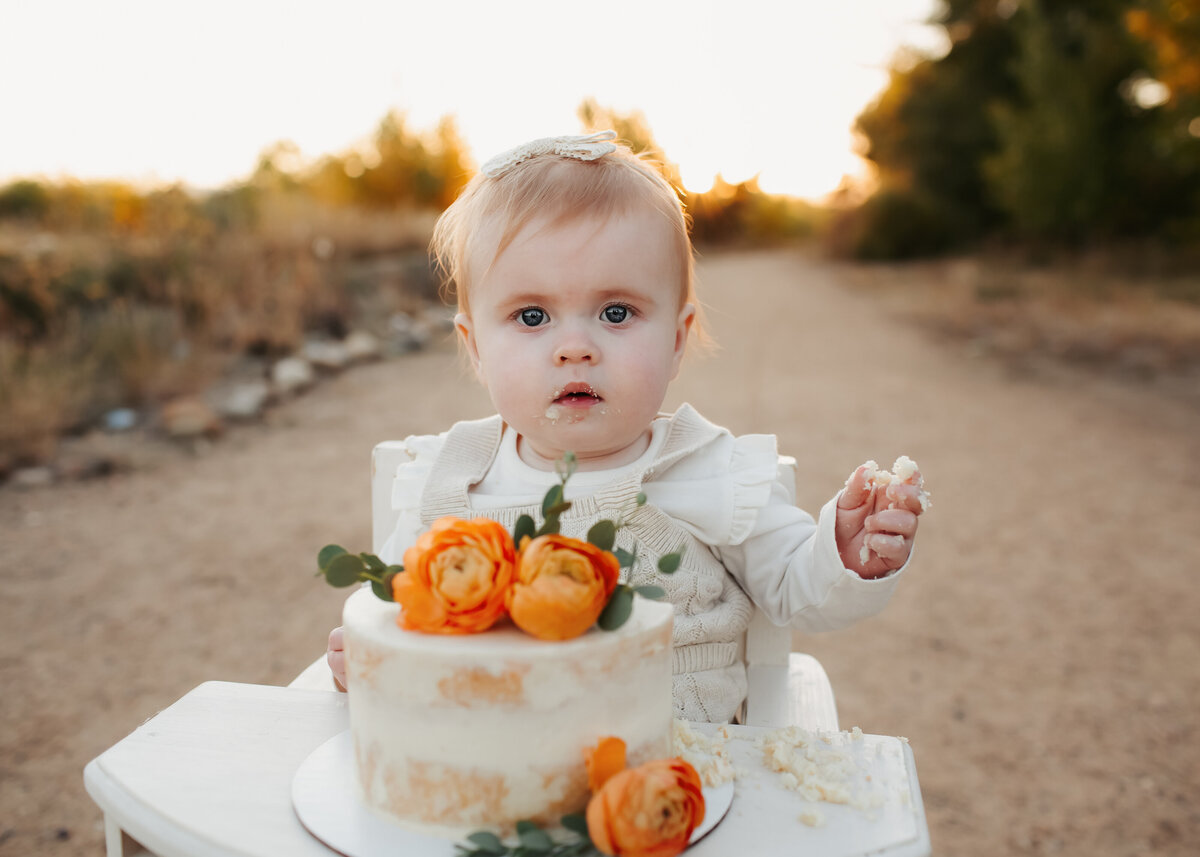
[{"x1": 2, "y1": 249, "x2": 1197, "y2": 856}]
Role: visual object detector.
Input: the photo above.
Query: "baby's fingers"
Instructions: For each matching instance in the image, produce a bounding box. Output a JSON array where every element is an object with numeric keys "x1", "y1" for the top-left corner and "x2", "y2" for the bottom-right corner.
[
  {"x1": 883, "y1": 482, "x2": 929, "y2": 516},
  {"x1": 867, "y1": 508, "x2": 918, "y2": 539},
  {"x1": 328, "y1": 626, "x2": 347, "y2": 691},
  {"x1": 839, "y1": 462, "x2": 878, "y2": 511},
  {"x1": 864, "y1": 533, "x2": 909, "y2": 563}
]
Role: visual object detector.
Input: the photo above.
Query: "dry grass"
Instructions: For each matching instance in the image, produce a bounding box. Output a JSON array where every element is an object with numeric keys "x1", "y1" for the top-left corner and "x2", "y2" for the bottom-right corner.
[
  {"x1": 835, "y1": 251, "x2": 1200, "y2": 395},
  {"x1": 0, "y1": 203, "x2": 439, "y2": 469}
]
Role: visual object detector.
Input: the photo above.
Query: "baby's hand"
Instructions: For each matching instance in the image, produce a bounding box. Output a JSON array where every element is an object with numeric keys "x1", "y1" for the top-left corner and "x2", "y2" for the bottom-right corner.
[
  {"x1": 327, "y1": 626, "x2": 348, "y2": 692},
  {"x1": 835, "y1": 458, "x2": 929, "y2": 579}
]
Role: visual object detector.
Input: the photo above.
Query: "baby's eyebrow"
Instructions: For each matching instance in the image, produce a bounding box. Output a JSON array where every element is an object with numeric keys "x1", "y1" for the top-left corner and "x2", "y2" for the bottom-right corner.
[
  {"x1": 594, "y1": 287, "x2": 658, "y2": 306},
  {"x1": 499, "y1": 291, "x2": 552, "y2": 307},
  {"x1": 494, "y1": 287, "x2": 659, "y2": 310}
]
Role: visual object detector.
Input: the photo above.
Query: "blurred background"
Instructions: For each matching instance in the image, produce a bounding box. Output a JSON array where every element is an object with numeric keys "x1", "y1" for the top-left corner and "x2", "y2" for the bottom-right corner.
[
  {"x1": 2, "y1": 2, "x2": 1199, "y2": 857},
  {"x1": 1, "y1": 0, "x2": 1197, "y2": 470}
]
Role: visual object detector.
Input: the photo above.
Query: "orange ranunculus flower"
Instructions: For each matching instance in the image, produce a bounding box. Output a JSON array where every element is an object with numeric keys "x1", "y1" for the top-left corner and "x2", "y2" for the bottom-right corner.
[
  {"x1": 586, "y1": 758, "x2": 706, "y2": 857},
  {"x1": 392, "y1": 517, "x2": 516, "y2": 634},
  {"x1": 507, "y1": 534, "x2": 620, "y2": 641}
]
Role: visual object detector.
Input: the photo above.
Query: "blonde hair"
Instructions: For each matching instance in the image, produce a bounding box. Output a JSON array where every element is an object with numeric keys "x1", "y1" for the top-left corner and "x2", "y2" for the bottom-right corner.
[{"x1": 431, "y1": 141, "x2": 703, "y2": 336}]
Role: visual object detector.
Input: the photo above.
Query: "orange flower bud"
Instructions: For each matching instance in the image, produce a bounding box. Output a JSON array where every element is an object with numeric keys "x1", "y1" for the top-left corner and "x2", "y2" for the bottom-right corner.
[
  {"x1": 586, "y1": 758, "x2": 706, "y2": 857},
  {"x1": 393, "y1": 517, "x2": 516, "y2": 634},
  {"x1": 507, "y1": 534, "x2": 621, "y2": 641},
  {"x1": 586, "y1": 736, "x2": 628, "y2": 793}
]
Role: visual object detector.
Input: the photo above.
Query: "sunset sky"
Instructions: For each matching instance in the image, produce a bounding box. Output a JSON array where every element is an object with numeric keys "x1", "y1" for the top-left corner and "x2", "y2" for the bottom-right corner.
[{"x1": 1, "y1": 1, "x2": 946, "y2": 201}]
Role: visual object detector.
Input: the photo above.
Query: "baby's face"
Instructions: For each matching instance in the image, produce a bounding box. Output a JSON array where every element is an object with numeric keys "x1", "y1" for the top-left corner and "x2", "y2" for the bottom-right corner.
[{"x1": 457, "y1": 210, "x2": 693, "y2": 470}]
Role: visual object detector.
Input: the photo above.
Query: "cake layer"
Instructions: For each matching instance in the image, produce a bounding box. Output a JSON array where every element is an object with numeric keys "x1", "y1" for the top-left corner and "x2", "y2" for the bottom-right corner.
[{"x1": 343, "y1": 587, "x2": 674, "y2": 839}]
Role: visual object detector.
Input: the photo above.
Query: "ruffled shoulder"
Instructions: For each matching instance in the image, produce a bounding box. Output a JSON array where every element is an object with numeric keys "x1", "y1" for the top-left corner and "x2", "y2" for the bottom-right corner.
[
  {"x1": 727, "y1": 433, "x2": 782, "y2": 545},
  {"x1": 388, "y1": 432, "x2": 447, "y2": 513},
  {"x1": 649, "y1": 416, "x2": 781, "y2": 547}
]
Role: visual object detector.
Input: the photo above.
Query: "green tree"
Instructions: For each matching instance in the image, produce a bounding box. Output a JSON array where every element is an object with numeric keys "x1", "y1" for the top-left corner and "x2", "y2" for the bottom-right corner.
[
  {"x1": 984, "y1": 1, "x2": 1113, "y2": 241},
  {"x1": 849, "y1": 0, "x2": 1200, "y2": 255},
  {"x1": 845, "y1": 4, "x2": 1021, "y2": 257}
]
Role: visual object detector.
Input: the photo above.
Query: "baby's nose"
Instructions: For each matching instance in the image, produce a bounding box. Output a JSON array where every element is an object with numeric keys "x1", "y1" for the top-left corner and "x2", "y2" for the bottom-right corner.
[
  {"x1": 554, "y1": 335, "x2": 594, "y2": 363},
  {"x1": 555, "y1": 343, "x2": 593, "y2": 363}
]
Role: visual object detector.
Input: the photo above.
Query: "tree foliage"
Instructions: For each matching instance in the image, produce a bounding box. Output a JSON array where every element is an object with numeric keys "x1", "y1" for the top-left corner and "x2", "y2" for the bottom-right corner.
[{"x1": 845, "y1": 0, "x2": 1200, "y2": 257}]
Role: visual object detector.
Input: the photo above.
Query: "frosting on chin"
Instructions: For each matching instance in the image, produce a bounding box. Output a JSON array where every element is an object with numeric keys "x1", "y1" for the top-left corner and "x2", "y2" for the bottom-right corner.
[{"x1": 343, "y1": 587, "x2": 675, "y2": 838}]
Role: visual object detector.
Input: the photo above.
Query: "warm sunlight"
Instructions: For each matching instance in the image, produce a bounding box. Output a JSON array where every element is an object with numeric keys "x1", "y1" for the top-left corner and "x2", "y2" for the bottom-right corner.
[{"x1": 1, "y1": 1, "x2": 946, "y2": 201}]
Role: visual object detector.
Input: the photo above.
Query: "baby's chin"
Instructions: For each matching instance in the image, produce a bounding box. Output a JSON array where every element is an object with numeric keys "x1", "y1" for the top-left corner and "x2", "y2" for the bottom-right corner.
[{"x1": 515, "y1": 420, "x2": 651, "y2": 472}]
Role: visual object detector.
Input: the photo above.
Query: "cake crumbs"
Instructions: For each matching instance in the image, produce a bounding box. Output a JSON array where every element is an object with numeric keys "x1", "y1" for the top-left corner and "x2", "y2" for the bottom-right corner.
[
  {"x1": 756, "y1": 725, "x2": 892, "y2": 817},
  {"x1": 672, "y1": 719, "x2": 735, "y2": 787},
  {"x1": 799, "y1": 807, "x2": 825, "y2": 827}
]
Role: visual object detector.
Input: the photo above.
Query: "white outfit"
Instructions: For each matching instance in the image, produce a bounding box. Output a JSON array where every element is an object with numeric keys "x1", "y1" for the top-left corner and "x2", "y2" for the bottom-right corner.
[{"x1": 380, "y1": 404, "x2": 905, "y2": 723}]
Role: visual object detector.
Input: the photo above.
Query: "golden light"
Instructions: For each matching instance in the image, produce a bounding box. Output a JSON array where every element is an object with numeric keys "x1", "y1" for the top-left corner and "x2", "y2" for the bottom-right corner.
[{"x1": 0, "y1": 1, "x2": 946, "y2": 202}]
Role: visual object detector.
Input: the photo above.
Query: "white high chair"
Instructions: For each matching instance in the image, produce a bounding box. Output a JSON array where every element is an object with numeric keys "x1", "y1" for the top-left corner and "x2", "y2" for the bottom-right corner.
[{"x1": 290, "y1": 443, "x2": 839, "y2": 733}]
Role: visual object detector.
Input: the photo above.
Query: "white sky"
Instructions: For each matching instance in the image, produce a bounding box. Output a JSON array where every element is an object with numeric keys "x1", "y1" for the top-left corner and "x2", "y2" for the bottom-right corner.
[{"x1": 0, "y1": 1, "x2": 946, "y2": 201}]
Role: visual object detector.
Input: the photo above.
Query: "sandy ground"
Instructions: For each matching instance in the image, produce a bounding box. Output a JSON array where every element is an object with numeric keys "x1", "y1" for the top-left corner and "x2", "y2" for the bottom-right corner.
[{"x1": 2, "y1": 249, "x2": 1197, "y2": 856}]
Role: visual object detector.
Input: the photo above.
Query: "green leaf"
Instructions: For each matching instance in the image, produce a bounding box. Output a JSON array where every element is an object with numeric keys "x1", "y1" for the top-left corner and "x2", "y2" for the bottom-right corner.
[
  {"x1": 657, "y1": 552, "x2": 682, "y2": 575},
  {"x1": 635, "y1": 492, "x2": 647, "y2": 506},
  {"x1": 613, "y1": 547, "x2": 637, "y2": 568},
  {"x1": 542, "y1": 484, "x2": 564, "y2": 518},
  {"x1": 370, "y1": 571, "x2": 396, "y2": 602},
  {"x1": 598, "y1": 585, "x2": 634, "y2": 631},
  {"x1": 556, "y1": 451, "x2": 578, "y2": 481},
  {"x1": 560, "y1": 813, "x2": 590, "y2": 837},
  {"x1": 324, "y1": 552, "x2": 367, "y2": 587},
  {"x1": 361, "y1": 553, "x2": 386, "y2": 573},
  {"x1": 516, "y1": 821, "x2": 553, "y2": 853},
  {"x1": 513, "y1": 514, "x2": 536, "y2": 547},
  {"x1": 634, "y1": 584, "x2": 666, "y2": 600},
  {"x1": 317, "y1": 544, "x2": 348, "y2": 570},
  {"x1": 536, "y1": 514, "x2": 560, "y2": 536},
  {"x1": 464, "y1": 831, "x2": 507, "y2": 855},
  {"x1": 586, "y1": 520, "x2": 616, "y2": 552}
]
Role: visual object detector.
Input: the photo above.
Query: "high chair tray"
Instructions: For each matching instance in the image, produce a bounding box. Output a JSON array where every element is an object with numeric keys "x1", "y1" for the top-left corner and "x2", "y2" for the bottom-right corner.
[{"x1": 84, "y1": 681, "x2": 930, "y2": 857}]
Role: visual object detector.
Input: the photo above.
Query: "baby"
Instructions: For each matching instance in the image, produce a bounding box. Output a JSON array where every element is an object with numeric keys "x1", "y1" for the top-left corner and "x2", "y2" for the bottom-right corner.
[{"x1": 327, "y1": 131, "x2": 927, "y2": 723}]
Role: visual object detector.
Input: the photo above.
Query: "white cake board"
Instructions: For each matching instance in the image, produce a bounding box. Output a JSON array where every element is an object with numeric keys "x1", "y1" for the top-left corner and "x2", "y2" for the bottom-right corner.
[{"x1": 292, "y1": 729, "x2": 733, "y2": 857}]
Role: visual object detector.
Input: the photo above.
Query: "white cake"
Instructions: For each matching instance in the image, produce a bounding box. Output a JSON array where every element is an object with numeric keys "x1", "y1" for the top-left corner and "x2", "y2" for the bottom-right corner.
[{"x1": 342, "y1": 587, "x2": 675, "y2": 839}]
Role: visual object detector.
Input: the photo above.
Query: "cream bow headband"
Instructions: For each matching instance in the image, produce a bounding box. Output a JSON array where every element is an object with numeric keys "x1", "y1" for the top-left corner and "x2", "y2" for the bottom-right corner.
[{"x1": 480, "y1": 130, "x2": 618, "y2": 178}]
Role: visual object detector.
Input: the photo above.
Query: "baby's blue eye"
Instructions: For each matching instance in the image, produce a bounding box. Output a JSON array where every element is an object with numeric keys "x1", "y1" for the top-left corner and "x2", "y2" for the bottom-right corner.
[
  {"x1": 602, "y1": 305, "x2": 629, "y2": 323},
  {"x1": 519, "y1": 308, "x2": 547, "y2": 327}
]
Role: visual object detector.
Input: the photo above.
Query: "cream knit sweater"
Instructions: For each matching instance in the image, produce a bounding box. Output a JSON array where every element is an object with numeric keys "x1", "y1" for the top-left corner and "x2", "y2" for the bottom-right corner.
[{"x1": 380, "y1": 404, "x2": 904, "y2": 723}]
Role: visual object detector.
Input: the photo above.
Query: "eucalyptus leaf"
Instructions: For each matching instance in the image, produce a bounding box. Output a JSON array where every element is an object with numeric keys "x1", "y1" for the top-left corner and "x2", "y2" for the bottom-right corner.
[
  {"x1": 513, "y1": 514, "x2": 536, "y2": 548},
  {"x1": 634, "y1": 584, "x2": 666, "y2": 600},
  {"x1": 464, "y1": 831, "x2": 506, "y2": 855},
  {"x1": 536, "y1": 514, "x2": 560, "y2": 536},
  {"x1": 516, "y1": 821, "x2": 553, "y2": 853},
  {"x1": 657, "y1": 552, "x2": 682, "y2": 575},
  {"x1": 586, "y1": 520, "x2": 616, "y2": 552},
  {"x1": 370, "y1": 575, "x2": 395, "y2": 602},
  {"x1": 560, "y1": 813, "x2": 590, "y2": 836},
  {"x1": 324, "y1": 552, "x2": 367, "y2": 587},
  {"x1": 317, "y1": 544, "x2": 348, "y2": 570},
  {"x1": 598, "y1": 585, "x2": 634, "y2": 631},
  {"x1": 541, "y1": 484, "x2": 563, "y2": 518},
  {"x1": 361, "y1": 553, "x2": 386, "y2": 573},
  {"x1": 613, "y1": 547, "x2": 637, "y2": 568},
  {"x1": 555, "y1": 451, "x2": 578, "y2": 481}
]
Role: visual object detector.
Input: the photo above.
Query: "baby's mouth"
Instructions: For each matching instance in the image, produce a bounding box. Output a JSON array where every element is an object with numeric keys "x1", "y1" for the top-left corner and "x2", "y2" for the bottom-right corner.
[{"x1": 552, "y1": 383, "x2": 602, "y2": 407}]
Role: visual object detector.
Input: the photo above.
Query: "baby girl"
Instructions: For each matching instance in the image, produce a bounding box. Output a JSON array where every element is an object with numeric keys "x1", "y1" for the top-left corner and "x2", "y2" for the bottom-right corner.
[{"x1": 327, "y1": 131, "x2": 927, "y2": 723}]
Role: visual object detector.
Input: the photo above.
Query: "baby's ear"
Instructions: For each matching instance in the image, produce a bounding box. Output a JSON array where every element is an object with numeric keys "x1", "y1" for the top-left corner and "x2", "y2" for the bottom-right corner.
[
  {"x1": 670, "y1": 303, "x2": 696, "y2": 376},
  {"x1": 454, "y1": 313, "x2": 483, "y2": 377}
]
